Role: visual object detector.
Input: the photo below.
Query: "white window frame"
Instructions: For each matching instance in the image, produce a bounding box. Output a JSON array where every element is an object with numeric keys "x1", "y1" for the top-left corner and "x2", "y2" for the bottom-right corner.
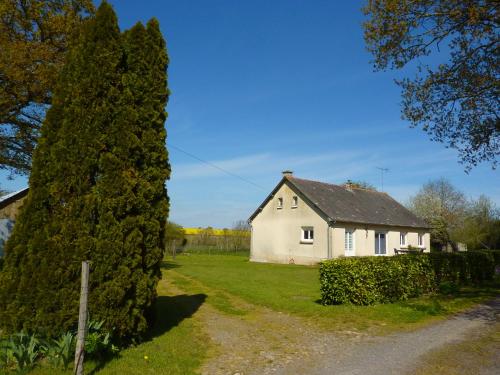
[
  {"x1": 344, "y1": 229, "x2": 355, "y2": 255},
  {"x1": 400, "y1": 232, "x2": 407, "y2": 247},
  {"x1": 374, "y1": 231, "x2": 387, "y2": 256},
  {"x1": 277, "y1": 197, "x2": 283, "y2": 209},
  {"x1": 292, "y1": 196, "x2": 298, "y2": 208},
  {"x1": 418, "y1": 233, "x2": 424, "y2": 247},
  {"x1": 301, "y1": 227, "x2": 314, "y2": 244}
]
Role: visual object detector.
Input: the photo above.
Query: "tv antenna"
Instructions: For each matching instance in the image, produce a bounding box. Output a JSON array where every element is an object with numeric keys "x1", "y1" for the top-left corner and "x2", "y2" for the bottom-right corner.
[{"x1": 376, "y1": 167, "x2": 389, "y2": 191}]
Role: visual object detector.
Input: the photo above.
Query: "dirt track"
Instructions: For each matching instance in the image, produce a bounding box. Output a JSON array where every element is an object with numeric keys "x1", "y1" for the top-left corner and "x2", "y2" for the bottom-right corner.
[{"x1": 197, "y1": 291, "x2": 499, "y2": 375}]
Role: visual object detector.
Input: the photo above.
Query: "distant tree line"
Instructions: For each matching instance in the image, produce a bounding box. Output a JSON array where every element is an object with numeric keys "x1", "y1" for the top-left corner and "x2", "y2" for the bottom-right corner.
[
  {"x1": 165, "y1": 220, "x2": 250, "y2": 254},
  {"x1": 408, "y1": 178, "x2": 500, "y2": 251}
]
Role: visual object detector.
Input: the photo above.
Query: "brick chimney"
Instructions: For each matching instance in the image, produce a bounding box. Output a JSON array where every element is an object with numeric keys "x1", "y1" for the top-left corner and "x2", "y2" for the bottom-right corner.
[{"x1": 282, "y1": 170, "x2": 293, "y2": 178}]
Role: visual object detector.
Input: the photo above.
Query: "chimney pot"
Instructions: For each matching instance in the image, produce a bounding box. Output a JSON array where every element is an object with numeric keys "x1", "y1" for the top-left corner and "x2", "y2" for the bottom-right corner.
[{"x1": 282, "y1": 170, "x2": 293, "y2": 177}]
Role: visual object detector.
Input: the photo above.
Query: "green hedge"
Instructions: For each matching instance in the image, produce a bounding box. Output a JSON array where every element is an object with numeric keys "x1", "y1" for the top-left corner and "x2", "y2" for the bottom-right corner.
[
  {"x1": 319, "y1": 255, "x2": 435, "y2": 305},
  {"x1": 428, "y1": 252, "x2": 495, "y2": 285},
  {"x1": 320, "y1": 252, "x2": 495, "y2": 306},
  {"x1": 481, "y1": 250, "x2": 500, "y2": 266}
]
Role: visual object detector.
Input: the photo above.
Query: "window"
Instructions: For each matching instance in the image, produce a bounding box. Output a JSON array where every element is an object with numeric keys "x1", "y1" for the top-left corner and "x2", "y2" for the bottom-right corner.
[
  {"x1": 345, "y1": 229, "x2": 355, "y2": 255},
  {"x1": 375, "y1": 232, "x2": 386, "y2": 255},
  {"x1": 277, "y1": 197, "x2": 283, "y2": 209},
  {"x1": 400, "y1": 232, "x2": 407, "y2": 247},
  {"x1": 292, "y1": 196, "x2": 298, "y2": 208},
  {"x1": 418, "y1": 233, "x2": 424, "y2": 247},
  {"x1": 301, "y1": 227, "x2": 314, "y2": 243}
]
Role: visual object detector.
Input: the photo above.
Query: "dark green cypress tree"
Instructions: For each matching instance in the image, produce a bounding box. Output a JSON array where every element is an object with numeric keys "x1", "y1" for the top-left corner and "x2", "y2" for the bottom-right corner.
[{"x1": 0, "y1": 2, "x2": 170, "y2": 340}]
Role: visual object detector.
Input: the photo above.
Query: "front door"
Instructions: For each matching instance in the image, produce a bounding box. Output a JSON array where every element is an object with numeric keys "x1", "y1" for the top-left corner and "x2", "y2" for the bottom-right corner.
[{"x1": 375, "y1": 232, "x2": 386, "y2": 255}]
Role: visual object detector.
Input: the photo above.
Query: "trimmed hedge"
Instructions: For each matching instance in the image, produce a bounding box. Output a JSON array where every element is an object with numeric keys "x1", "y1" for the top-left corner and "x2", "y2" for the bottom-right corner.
[
  {"x1": 319, "y1": 256, "x2": 435, "y2": 305},
  {"x1": 428, "y1": 252, "x2": 495, "y2": 285},
  {"x1": 320, "y1": 251, "x2": 495, "y2": 305},
  {"x1": 482, "y1": 250, "x2": 500, "y2": 266}
]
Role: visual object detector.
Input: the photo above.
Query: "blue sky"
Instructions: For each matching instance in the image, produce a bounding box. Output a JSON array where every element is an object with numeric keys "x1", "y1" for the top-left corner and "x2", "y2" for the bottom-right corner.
[{"x1": 1, "y1": 0, "x2": 498, "y2": 228}]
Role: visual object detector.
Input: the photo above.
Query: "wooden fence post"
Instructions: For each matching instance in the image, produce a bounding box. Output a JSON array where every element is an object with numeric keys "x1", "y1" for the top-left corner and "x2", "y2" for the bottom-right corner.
[{"x1": 74, "y1": 261, "x2": 90, "y2": 375}]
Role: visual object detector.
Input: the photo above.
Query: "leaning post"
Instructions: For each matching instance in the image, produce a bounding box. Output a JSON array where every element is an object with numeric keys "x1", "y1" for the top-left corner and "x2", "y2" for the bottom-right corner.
[{"x1": 74, "y1": 260, "x2": 90, "y2": 375}]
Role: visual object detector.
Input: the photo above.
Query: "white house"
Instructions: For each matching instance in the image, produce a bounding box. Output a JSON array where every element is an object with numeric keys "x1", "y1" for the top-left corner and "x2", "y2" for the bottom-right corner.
[{"x1": 249, "y1": 171, "x2": 430, "y2": 265}]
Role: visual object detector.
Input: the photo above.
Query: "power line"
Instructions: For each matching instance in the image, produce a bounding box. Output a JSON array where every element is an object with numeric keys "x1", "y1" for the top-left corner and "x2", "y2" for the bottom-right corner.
[{"x1": 168, "y1": 143, "x2": 266, "y2": 191}]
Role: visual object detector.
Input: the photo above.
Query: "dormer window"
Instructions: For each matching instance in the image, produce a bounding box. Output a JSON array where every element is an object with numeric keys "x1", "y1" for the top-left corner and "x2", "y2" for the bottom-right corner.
[
  {"x1": 292, "y1": 196, "x2": 298, "y2": 208},
  {"x1": 277, "y1": 197, "x2": 283, "y2": 209}
]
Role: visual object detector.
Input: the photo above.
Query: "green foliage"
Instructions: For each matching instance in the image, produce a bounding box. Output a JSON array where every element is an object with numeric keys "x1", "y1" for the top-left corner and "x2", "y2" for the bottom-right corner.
[
  {"x1": 0, "y1": 2, "x2": 170, "y2": 341},
  {"x1": 0, "y1": 0, "x2": 95, "y2": 175},
  {"x1": 483, "y1": 250, "x2": 500, "y2": 266},
  {"x1": 42, "y1": 331, "x2": 75, "y2": 370},
  {"x1": 320, "y1": 252, "x2": 496, "y2": 305},
  {"x1": 428, "y1": 252, "x2": 495, "y2": 285},
  {"x1": 364, "y1": 0, "x2": 499, "y2": 170},
  {"x1": 438, "y1": 281, "x2": 460, "y2": 295},
  {"x1": 319, "y1": 256, "x2": 436, "y2": 305},
  {"x1": 85, "y1": 320, "x2": 118, "y2": 359},
  {"x1": 3, "y1": 333, "x2": 42, "y2": 371},
  {"x1": 407, "y1": 178, "x2": 467, "y2": 250},
  {"x1": 165, "y1": 221, "x2": 186, "y2": 253},
  {"x1": 0, "y1": 320, "x2": 117, "y2": 372}
]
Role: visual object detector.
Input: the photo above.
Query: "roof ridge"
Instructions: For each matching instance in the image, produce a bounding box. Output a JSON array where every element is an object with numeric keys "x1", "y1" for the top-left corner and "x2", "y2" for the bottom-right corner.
[{"x1": 290, "y1": 176, "x2": 384, "y2": 194}]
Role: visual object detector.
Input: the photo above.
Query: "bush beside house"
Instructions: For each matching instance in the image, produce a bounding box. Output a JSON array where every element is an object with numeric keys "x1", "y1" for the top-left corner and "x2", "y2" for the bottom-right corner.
[{"x1": 320, "y1": 252, "x2": 496, "y2": 305}]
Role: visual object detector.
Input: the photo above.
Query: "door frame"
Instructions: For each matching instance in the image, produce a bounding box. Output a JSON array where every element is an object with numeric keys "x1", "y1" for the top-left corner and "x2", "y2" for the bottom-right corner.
[
  {"x1": 344, "y1": 228, "x2": 356, "y2": 256},
  {"x1": 374, "y1": 231, "x2": 387, "y2": 256}
]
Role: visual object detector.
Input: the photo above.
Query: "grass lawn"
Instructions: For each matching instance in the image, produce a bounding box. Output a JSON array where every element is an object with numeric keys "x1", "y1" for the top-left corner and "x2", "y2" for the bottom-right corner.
[
  {"x1": 25, "y1": 269, "x2": 209, "y2": 375},
  {"x1": 16, "y1": 252, "x2": 499, "y2": 374},
  {"x1": 168, "y1": 253, "x2": 500, "y2": 334}
]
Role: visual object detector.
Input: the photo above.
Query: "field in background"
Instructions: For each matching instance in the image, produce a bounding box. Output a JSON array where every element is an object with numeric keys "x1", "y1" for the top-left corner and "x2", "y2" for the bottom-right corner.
[{"x1": 166, "y1": 226, "x2": 250, "y2": 256}]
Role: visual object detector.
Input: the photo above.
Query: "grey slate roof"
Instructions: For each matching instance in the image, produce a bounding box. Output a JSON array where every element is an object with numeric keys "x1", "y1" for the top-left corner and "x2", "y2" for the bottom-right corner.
[{"x1": 250, "y1": 177, "x2": 430, "y2": 229}]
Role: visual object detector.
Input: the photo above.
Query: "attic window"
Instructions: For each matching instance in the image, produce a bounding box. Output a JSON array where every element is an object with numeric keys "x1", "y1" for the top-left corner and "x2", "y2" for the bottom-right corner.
[
  {"x1": 277, "y1": 197, "x2": 283, "y2": 209},
  {"x1": 292, "y1": 196, "x2": 298, "y2": 208}
]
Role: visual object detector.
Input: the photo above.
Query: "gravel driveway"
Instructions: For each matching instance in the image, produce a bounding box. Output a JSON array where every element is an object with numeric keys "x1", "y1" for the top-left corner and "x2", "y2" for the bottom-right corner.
[
  {"x1": 200, "y1": 297, "x2": 499, "y2": 375},
  {"x1": 273, "y1": 298, "x2": 500, "y2": 375}
]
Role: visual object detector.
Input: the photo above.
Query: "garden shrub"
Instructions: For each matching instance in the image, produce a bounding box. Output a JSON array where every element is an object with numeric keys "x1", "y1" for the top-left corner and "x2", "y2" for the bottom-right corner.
[
  {"x1": 320, "y1": 251, "x2": 495, "y2": 305},
  {"x1": 0, "y1": 2, "x2": 170, "y2": 341},
  {"x1": 428, "y1": 252, "x2": 495, "y2": 284},
  {"x1": 319, "y1": 255, "x2": 436, "y2": 305},
  {"x1": 481, "y1": 250, "x2": 500, "y2": 266}
]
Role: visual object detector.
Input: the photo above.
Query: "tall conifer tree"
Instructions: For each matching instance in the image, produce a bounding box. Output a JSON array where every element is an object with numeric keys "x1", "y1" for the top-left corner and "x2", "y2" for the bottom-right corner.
[{"x1": 0, "y1": 2, "x2": 170, "y2": 340}]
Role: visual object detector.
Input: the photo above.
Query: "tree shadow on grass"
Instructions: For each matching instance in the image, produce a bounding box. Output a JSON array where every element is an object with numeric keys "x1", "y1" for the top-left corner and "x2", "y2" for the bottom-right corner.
[
  {"x1": 399, "y1": 298, "x2": 447, "y2": 316},
  {"x1": 146, "y1": 293, "x2": 207, "y2": 340},
  {"x1": 89, "y1": 293, "x2": 206, "y2": 374},
  {"x1": 161, "y1": 260, "x2": 181, "y2": 270}
]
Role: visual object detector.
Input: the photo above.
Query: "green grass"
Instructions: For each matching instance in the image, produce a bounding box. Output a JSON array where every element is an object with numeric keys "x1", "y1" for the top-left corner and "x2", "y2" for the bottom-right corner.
[
  {"x1": 413, "y1": 323, "x2": 500, "y2": 375},
  {"x1": 25, "y1": 269, "x2": 209, "y2": 375},
  {"x1": 168, "y1": 254, "x2": 500, "y2": 333},
  {"x1": 12, "y1": 252, "x2": 499, "y2": 374}
]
